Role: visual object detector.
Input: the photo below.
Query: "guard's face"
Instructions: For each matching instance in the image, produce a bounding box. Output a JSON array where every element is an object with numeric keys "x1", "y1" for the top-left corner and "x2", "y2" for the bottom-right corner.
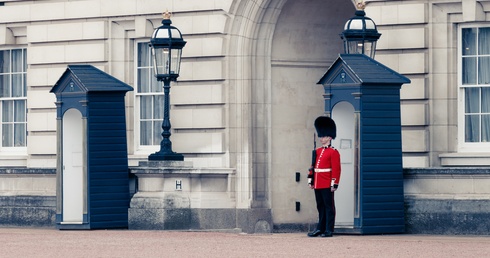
[{"x1": 320, "y1": 136, "x2": 332, "y2": 146}]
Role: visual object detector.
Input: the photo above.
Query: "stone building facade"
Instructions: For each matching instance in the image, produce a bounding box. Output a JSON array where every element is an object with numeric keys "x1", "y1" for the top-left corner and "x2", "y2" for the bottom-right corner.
[{"x1": 1, "y1": 0, "x2": 490, "y2": 234}]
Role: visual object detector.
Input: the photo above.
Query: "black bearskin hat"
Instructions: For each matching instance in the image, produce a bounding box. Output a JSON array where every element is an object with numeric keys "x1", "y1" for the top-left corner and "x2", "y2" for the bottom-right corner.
[{"x1": 314, "y1": 116, "x2": 336, "y2": 139}]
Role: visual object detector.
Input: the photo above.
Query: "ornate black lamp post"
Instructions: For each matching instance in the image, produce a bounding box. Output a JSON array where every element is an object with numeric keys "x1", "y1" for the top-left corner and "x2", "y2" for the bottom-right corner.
[
  {"x1": 340, "y1": 1, "x2": 381, "y2": 58},
  {"x1": 148, "y1": 11, "x2": 187, "y2": 161}
]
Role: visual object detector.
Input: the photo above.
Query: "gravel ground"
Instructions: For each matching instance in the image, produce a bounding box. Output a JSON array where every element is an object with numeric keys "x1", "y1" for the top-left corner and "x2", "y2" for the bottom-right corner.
[{"x1": 1, "y1": 228, "x2": 490, "y2": 258}]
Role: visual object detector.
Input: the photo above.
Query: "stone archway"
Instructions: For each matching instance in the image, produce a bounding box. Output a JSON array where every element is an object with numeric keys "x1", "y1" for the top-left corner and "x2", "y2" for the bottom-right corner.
[
  {"x1": 269, "y1": 0, "x2": 355, "y2": 229},
  {"x1": 227, "y1": 0, "x2": 355, "y2": 229},
  {"x1": 226, "y1": 0, "x2": 289, "y2": 209}
]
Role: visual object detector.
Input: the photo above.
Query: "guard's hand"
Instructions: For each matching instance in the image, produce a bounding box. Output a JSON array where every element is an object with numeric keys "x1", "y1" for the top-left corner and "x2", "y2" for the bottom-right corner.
[
  {"x1": 308, "y1": 178, "x2": 314, "y2": 189},
  {"x1": 331, "y1": 184, "x2": 338, "y2": 192}
]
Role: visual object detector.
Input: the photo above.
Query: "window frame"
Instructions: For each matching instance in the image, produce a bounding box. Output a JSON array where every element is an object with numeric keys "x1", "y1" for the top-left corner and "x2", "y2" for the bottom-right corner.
[
  {"x1": 133, "y1": 40, "x2": 164, "y2": 154},
  {"x1": 0, "y1": 48, "x2": 27, "y2": 153},
  {"x1": 458, "y1": 24, "x2": 490, "y2": 152}
]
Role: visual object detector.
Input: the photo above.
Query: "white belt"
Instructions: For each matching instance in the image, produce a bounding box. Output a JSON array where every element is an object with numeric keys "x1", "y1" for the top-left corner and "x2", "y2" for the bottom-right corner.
[{"x1": 314, "y1": 168, "x2": 331, "y2": 172}]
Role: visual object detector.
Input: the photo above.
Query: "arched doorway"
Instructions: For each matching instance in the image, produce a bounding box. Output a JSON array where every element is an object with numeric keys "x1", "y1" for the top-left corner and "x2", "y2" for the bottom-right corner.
[
  {"x1": 268, "y1": 0, "x2": 355, "y2": 227},
  {"x1": 61, "y1": 108, "x2": 84, "y2": 223},
  {"x1": 332, "y1": 101, "x2": 356, "y2": 227},
  {"x1": 226, "y1": 0, "x2": 356, "y2": 230}
]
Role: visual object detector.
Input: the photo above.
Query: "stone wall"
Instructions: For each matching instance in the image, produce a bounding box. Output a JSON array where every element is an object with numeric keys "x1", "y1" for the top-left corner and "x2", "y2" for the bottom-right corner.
[
  {"x1": 2, "y1": 167, "x2": 489, "y2": 235},
  {"x1": 0, "y1": 196, "x2": 56, "y2": 227},
  {"x1": 404, "y1": 168, "x2": 490, "y2": 235},
  {"x1": 0, "y1": 168, "x2": 56, "y2": 227}
]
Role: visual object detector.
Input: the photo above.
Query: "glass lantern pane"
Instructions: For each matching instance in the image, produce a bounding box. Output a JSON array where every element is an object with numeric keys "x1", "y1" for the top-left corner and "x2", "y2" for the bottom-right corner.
[
  {"x1": 347, "y1": 41, "x2": 356, "y2": 54},
  {"x1": 363, "y1": 42, "x2": 374, "y2": 57},
  {"x1": 170, "y1": 28, "x2": 182, "y2": 39},
  {"x1": 153, "y1": 48, "x2": 170, "y2": 75},
  {"x1": 154, "y1": 28, "x2": 169, "y2": 38},
  {"x1": 152, "y1": 48, "x2": 159, "y2": 75},
  {"x1": 347, "y1": 41, "x2": 364, "y2": 55},
  {"x1": 348, "y1": 19, "x2": 363, "y2": 30},
  {"x1": 170, "y1": 49, "x2": 182, "y2": 75},
  {"x1": 365, "y1": 20, "x2": 376, "y2": 30},
  {"x1": 368, "y1": 42, "x2": 377, "y2": 58}
]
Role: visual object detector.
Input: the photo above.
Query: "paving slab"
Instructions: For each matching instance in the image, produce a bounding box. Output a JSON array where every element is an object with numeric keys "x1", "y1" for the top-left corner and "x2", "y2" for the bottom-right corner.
[{"x1": 1, "y1": 228, "x2": 490, "y2": 258}]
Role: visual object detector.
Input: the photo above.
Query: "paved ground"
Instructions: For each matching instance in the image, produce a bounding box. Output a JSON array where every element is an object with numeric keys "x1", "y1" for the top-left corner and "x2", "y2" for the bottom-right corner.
[{"x1": 1, "y1": 228, "x2": 490, "y2": 258}]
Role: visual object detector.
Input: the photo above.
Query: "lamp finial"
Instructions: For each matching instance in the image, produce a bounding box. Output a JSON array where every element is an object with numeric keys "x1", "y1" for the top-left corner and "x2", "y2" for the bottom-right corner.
[
  {"x1": 163, "y1": 10, "x2": 171, "y2": 20},
  {"x1": 356, "y1": 0, "x2": 366, "y2": 10}
]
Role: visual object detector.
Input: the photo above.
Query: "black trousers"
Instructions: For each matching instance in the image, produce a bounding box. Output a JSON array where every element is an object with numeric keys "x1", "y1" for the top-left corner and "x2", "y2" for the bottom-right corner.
[{"x1": 314, "y1": 188, "x2": 336, "y2": 233}]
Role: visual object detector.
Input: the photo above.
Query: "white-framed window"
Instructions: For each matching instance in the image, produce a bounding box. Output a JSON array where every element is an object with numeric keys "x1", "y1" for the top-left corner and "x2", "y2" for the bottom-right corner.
[
  {"x1": 459, "y1": 25, "x2": 490, "y2": 151},
  {"x1": 0, "y1": 48, "x2": 27, "y2": 150},
  {"x1": 134, "y1": 41, "x2": 164, "y2": 151}
]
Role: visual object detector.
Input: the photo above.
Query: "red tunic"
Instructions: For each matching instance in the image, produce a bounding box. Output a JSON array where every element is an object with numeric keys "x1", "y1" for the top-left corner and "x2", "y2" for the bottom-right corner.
[{"x1": 309, "y1": 146, "x2": 341, "y2": 189}]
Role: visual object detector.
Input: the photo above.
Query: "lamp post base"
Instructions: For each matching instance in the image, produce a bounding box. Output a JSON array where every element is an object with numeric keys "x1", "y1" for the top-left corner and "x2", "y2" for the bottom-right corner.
[{"x1": 148, "y1": 152, "x2": 184, "y2": 161}]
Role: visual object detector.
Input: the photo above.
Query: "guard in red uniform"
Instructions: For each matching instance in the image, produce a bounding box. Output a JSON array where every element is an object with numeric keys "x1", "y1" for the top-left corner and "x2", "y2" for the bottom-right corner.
[{"x1": 307, "y1": 116, "x2": 341, "y2": 238}]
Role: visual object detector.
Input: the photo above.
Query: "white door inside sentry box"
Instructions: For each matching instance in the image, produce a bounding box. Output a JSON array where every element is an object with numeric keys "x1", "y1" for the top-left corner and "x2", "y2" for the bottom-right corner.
[
  {"x1": 62, "y1": 108, "x2": 84, "y2": 223},
  {"x1": 332, "y1": 101, "x2": 356, "y2": 227}
]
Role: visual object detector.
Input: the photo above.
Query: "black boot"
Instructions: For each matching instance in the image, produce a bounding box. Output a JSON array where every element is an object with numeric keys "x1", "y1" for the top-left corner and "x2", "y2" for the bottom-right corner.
[
  {"x1": 307, "y1": 229, "x2": 323, "y2": 237},
  {"x1": 320, "y1": 231, "x2": 333, "y2": 237}
]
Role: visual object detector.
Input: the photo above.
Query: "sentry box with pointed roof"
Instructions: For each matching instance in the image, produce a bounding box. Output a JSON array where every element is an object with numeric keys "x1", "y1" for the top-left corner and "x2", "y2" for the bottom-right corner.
[
  {"x1": 317, "y1": 54, "x2": 410, "y2": 235},
  {"x1": 50, "y1": 65, "x2": 133, "y2": 229}
]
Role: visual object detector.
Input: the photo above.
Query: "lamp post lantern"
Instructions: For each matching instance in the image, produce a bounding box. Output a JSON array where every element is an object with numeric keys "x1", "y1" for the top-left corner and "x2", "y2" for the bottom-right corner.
[
  {"x1": 148, "y1": 11, "x2": 187, "y2": 161},
  {"x1": 340, "y1": 1, "x2": 381, "y2": 58}
]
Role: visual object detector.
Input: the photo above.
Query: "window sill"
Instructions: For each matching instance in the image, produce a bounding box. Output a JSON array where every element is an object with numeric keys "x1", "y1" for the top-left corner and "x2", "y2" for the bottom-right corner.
[
  {"x1": 0, "y1": 154, "x2": 28, "y2": 167},
  {"x1": 439, "y1": 152, "x2": 490, "y2": 167}
]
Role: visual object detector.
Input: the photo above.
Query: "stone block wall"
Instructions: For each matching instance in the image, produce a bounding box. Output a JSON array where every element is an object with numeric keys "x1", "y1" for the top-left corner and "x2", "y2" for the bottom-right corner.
[
  {"x1": 0, "y1": 196, "x2": 56, "y2": 227},
  {"x1": 1, "y1": 167, "x2": 490, "y2": 235},
  {"x1": 404, "y1": 168, "x2": 490, "y2": 235},
  {"x1": 0, "y1": 168, "x2": 56, "y2": 227}
]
